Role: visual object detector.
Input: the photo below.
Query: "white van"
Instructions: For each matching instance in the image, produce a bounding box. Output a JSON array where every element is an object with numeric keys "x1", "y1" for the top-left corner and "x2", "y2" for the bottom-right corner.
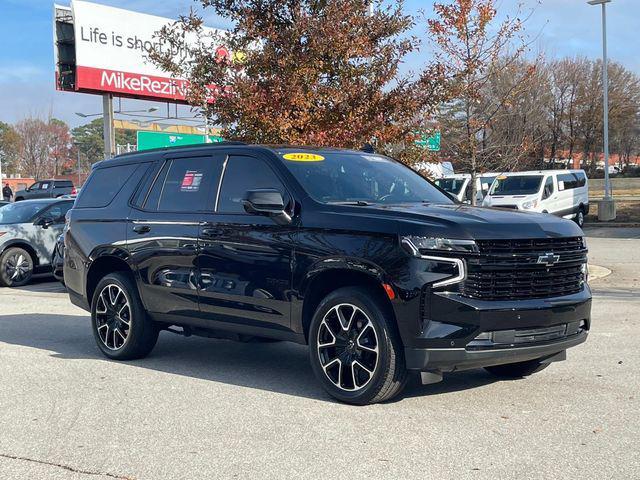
[
  {"x1": 434, "y1": 173, "x2": 499, "y2": 204},
  {"x1": 482, "y1": 170, "x2": 589, "y2": 227}
]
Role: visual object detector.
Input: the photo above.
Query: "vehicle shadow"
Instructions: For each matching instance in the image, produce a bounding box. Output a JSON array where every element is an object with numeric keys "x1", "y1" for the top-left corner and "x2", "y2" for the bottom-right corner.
[
  {"x1": 0, "y1": 313, "x2": 499, "y2": 403},
  {"x1": 584, "y1": 226, "x2": 640, "y2": 240}
]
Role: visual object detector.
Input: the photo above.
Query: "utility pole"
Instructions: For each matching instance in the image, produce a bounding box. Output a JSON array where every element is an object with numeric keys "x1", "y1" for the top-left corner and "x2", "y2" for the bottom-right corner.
[
  {"x1": 103, "y1": 94, "x2": 115, "y2": 159},
  {"x1": 588, "y1": 0, "x2": 616, "y2": 221},
  {"x1": 77, "y1": 147, "x2": 81, "y2": 186}
]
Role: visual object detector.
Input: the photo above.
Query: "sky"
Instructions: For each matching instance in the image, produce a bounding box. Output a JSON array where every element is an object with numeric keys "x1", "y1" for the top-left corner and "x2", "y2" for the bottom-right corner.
[{"x1": 0, "y1": 0, "x2": 638, "y2": 129}]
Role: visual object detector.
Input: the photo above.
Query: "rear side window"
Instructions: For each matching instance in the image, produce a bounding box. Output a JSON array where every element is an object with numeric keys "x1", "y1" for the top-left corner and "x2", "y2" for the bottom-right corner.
[
  {"x1": 76, "y1": 163, "x2": 138, "y2": 208},
  {"x1": 217, "y1": 156, "x2": 286, "y2": 214},
  {"x1": 144, "y1": 156, "x2": 222, "y2": 212},
  {"x1": 54, "y1": 180, "x2": 73, "y2": 187},
  {"x1": 558, "y1": 173, "x2": 586, "y2": 191}
]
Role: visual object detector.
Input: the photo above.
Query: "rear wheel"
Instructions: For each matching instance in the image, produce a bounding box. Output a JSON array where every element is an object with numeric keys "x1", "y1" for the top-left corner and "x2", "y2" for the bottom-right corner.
[
  {"x1": 0, "y1": 247, "x2": 34, "y2": 287},
  {"x1": 574, "y1": 208, "x2": 585, "y2": 228},
  {"x1": 309, "y1": 287, "x2": 407, "y2": 405},
  {"x1": 91, "y1": 272, "x2": 159, "y2": 360},
  {"x1": 484, "y1": 358, "x2": 549, "y2": 378}
]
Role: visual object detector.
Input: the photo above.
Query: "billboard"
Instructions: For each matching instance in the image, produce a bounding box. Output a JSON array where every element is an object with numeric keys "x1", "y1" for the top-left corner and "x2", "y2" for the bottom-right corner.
[
  {"x1": 55, "y1": 1, "x2": 225, "y2": 103},
  {"x1": 137, "y1": 131, "x2": 224, "y2": 151}
]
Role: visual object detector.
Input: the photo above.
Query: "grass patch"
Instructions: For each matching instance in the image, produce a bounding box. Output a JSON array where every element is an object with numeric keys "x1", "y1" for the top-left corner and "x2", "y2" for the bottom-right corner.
[{"x1": 587, "y1": 200, "x2": 640, "y2": 223}]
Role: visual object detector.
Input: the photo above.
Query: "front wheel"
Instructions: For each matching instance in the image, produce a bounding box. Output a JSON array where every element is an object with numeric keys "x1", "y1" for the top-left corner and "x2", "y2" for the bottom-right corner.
[
  {"x1": 91, "y1": 272, "x2": 159, "y2": 360},
  {"x1": 484, "y1": 358, "x2": 550, "y2": 378},
  {"x1": 308, "y1": 287, "x2": 407, "y2": 405},
  {"x1": 0, "y1": 247, "x2": 34, "y2": 287}
]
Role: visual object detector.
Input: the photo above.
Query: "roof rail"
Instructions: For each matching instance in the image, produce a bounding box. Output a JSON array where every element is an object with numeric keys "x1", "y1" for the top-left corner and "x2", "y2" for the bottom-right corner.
[{"x1": 113, "y1": 141, "x2": 248, "y2": 158}]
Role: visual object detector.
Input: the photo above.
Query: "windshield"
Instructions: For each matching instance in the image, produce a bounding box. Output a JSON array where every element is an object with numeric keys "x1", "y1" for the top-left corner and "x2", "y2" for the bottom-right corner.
[
  {"x1": 0, "y1": 202, "x2": 49, "y2": 224},
  {"x1": 279, "y1": 152, "x2": 452, "y2": 205},
  {"x1": 434, "y1": 178, "x2": 466, "y2": 195},
  {"x1": 490, "y1": 176, "x2": 543, "y2": 196}
]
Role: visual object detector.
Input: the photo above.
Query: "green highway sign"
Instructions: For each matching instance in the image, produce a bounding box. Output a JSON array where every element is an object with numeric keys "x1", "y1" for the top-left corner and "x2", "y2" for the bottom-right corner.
[
  {"x1": 415, "y1": 131, "x2": 441, "y2": 151},
  {"x1": 137, "y1": 131, "x2": 224, "y2": 151}
]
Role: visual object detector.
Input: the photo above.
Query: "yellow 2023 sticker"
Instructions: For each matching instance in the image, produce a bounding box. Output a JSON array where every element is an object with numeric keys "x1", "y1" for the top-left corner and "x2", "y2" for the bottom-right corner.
[{"x1": 283, "y1": 153, "x2": 325, "y2": 162}]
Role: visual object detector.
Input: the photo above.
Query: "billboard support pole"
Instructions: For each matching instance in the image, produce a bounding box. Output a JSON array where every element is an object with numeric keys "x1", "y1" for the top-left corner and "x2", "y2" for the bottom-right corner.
[{"x1": 103, "y1": 94, "x2": 115, "y2": 159}]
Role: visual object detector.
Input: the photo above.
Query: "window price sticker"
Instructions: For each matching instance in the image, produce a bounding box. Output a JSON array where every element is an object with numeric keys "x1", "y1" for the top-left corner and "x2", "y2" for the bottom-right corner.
[{"x1": 181, "y1": 170, "x2": 203, "y2": 192}]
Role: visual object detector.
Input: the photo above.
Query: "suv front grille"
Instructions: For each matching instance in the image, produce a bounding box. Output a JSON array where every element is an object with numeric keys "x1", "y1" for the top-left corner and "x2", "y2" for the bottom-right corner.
[{"x1": 460, "y1": 237, "x2": 587, "y2": 300}]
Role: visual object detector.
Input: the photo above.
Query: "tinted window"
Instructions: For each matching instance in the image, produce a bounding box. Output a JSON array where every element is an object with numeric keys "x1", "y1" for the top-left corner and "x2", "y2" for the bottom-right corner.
[
  {"x1": 434, "y1": 178, "x2": 466, "y2": 195},
  {"x1": 218, "y1": 156, "x2": 286, "y2": 213},
  {"x1": 542, "y1": 177, "x2": 554, "y2": 199},
  {"x1": 54, "y1": 180, "x2": 73, "y2": 187},
  {"x1": 576, "y1": 172, "x2": 587, "y2": 187},
  {"x1": 558, "y1": 172, "x2": 586, "y2": 190},
  {"x1": 280, "y1": 152, "x2": 451, "y2": 205},
  {"x1": 76, "y1": 163, "x2": 138, "y2": 208},
  {"x1": 145, "y1": 156, "x2": 221, "y2": 212}
]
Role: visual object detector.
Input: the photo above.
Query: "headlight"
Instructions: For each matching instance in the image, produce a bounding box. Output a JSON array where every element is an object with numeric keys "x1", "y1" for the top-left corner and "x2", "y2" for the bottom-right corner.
[
  {"x1": 401, "y1": 236, "x2": 478, "y2": 255},
  {"x1": 401, "y1": 236, "x2": 471, "y2": 288},
  {"x1": 522, "y1": 200, "x2": 538, "y2": 210}
]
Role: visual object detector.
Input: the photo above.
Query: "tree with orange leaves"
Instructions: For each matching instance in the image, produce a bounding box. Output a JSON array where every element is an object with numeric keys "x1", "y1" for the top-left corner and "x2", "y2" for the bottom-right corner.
[{"x1": 150, "y1": 0, "x2": 445, "y2": 151}]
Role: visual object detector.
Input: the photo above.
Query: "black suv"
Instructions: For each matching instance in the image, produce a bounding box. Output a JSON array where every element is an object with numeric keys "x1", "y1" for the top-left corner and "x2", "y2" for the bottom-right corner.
[{"x1": 64, "y1": 144, "x2": 591, "y2": 404}]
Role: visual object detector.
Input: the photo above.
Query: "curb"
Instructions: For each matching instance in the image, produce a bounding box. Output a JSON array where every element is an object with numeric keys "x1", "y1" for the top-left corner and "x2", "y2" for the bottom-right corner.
[
  {"x1": 584, "y1": 223, "x2": 640, "y2": 228},
  {"x1": 588, "y1": 264, "x2": 611, "y2": 282}
]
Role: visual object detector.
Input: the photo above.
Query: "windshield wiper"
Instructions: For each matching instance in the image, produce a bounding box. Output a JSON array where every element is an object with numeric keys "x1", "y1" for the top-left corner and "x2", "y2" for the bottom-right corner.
[{"x1": 328, "y1": 200, "x2": 372, "y2": 206}]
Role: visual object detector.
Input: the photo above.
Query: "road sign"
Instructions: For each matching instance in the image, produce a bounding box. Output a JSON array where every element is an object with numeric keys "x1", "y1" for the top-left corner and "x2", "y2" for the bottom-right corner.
[
  {"x1": 415, "y1": 131, "x2": 441, "y2": 151},
  {"x1": 137, "y1": 131, "x2": 224, "y2": 151}
]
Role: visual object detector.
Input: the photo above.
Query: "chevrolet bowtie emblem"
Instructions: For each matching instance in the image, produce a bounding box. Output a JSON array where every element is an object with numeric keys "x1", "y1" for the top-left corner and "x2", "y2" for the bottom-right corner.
[{"x1": 537, "y1": 252, "x2": 560, "y2": 266}]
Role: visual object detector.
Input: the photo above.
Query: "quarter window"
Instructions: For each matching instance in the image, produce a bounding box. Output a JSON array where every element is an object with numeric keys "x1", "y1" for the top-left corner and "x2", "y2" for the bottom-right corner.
[
  {"x1": 217, "y1": 156, "x2": 286, "y2": 214},
  {"x1": 76, "y1": 163, "x2": 139, "y2": 208}
]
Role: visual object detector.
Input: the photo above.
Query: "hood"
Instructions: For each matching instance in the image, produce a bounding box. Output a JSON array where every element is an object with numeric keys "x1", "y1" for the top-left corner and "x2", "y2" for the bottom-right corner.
[{"x1": 331, "y1": 203, "x2": 583, "y2": 240}]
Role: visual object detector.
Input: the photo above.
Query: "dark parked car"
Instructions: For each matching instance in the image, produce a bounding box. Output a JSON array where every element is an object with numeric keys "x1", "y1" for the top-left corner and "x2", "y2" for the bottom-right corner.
[
  {"x1": 0, "y1": 198, "x2": 74, "y2": 286},
  {"x1": 14, "y1": 180, "x2": 76, "y2": 201},
  {"x1": 64, "y1": 144, "x2": 591, "y2": 405}
]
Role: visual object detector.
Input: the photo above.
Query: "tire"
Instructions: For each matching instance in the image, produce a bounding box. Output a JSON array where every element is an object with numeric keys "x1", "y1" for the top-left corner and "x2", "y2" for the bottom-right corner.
[
  {"x1": 0, "y1": 247, "x2": 34, "y2": 287},
  {"x1": 574, "y1": 208, "x2": 585, "y2": 228},
  {"x1": 484, "y1": 359, "x2": 549, "y2": 379},
  {"x1": 308, "y1": 286, "x2": 407, "y2": 405},
  {"x1": 90, "y1": 272, "x2": 159, "y2": 360}
]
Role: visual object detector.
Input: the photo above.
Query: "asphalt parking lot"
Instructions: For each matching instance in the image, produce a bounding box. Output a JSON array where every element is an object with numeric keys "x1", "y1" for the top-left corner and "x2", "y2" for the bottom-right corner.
[{"x1": 0, "y1": 228, "x2": 638, "y2": 480}]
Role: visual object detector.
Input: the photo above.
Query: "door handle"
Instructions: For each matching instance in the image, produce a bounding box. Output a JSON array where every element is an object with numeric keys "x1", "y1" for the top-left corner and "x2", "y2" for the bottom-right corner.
[
  {"x1": 201, "y1": 227, "x2": 223, "y2": 238},
  {"x1": 132, "y1": 225, "x2": 151, "y2": 234}
]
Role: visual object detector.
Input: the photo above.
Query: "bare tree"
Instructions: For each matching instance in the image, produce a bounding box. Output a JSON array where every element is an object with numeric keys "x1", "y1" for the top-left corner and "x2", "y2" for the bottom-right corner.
[{"x1": 425, "y1": 0, "x2": 537, "y2": 204}]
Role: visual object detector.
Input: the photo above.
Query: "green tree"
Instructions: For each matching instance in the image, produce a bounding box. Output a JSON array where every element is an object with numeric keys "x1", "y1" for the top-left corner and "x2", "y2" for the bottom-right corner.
[
  {"x1": 150, "y1": 0, "x2": 443, "y2": 150},
  {"x1": 72, "y1": 119, "x2": 136, "y2": 167}
]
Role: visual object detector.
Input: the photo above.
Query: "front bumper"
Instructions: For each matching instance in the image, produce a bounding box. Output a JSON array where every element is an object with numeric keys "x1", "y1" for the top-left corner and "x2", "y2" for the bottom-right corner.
[
  {"x1": 405, "y1": 330, "x2": 587, "y2": 372},
  {"x1": 400, "y1": 287, "x2": 591, "y2": 372}
]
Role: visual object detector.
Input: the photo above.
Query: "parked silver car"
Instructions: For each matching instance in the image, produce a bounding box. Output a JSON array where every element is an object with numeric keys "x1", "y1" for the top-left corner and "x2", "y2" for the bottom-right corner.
[{"x1": 0, "y1": 199, "x2": 74, "y2": 287}]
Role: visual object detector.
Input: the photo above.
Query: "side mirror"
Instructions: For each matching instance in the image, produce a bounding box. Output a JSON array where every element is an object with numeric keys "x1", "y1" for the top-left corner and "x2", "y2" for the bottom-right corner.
[
  {"x1": 35, "y1": 216, "x2": 54, "y2": 229},
  {"x1": 243, "y1": 189, "x2": 292, "y2": 225}
]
